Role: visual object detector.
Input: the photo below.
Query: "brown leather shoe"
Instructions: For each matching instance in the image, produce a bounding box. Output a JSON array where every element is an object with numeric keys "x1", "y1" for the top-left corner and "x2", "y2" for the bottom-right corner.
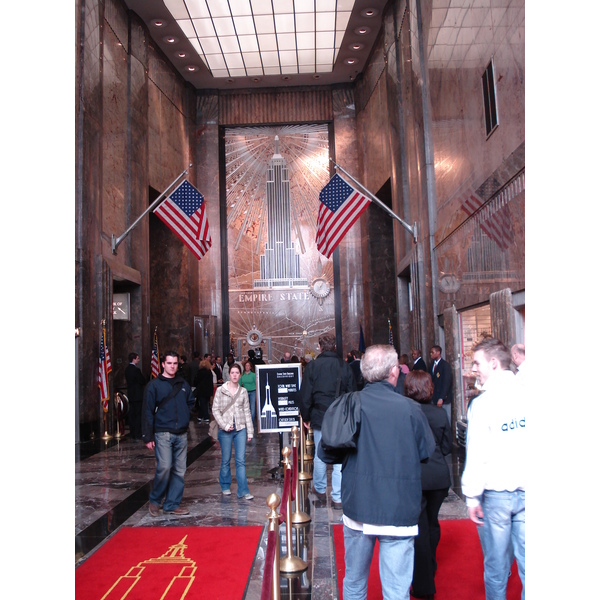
[
  {"x1": 332, "y1": 500, "x2": 343, "y2": 510},
  {"x1": 148, "y1": 503, "x2": 161, "y2": 517},
  {"x1": 164, "y1": 506, "x2": 190, "y2": 515}
]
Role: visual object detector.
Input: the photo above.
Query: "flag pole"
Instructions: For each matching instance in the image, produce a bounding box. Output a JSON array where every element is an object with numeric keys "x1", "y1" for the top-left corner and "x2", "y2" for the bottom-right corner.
[
  {"x1": 111, "y1": 164, "x2": 192, "y2": 254},
  {"x1": 330, "y1": 159, "x2": 417, "y2": 243}
]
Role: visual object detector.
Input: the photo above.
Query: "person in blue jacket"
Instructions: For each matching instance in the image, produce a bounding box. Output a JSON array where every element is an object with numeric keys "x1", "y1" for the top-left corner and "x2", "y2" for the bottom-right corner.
[{"x1": 142, "y1": 350, "x2": 195, "y2": 517}]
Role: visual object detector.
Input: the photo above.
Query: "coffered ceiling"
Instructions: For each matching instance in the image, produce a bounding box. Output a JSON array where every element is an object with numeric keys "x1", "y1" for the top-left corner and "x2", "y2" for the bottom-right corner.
[{"x1": 123, "y1": 0, "x2": 389, "y2": 90}]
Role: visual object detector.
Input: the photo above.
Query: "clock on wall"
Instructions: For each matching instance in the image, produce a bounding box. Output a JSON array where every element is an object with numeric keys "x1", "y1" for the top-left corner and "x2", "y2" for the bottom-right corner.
[
  {"x1": 113, "y1": 293, "x2": 131, "y2": 321},
  {"x1": 310, "y1": 276, "x2": 331, "y2": 305}
]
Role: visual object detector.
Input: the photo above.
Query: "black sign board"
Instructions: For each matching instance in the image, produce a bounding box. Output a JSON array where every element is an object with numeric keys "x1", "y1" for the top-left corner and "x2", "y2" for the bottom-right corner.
[{"x1": 256, "y1": 363, "x2": 302, "y2": 433}]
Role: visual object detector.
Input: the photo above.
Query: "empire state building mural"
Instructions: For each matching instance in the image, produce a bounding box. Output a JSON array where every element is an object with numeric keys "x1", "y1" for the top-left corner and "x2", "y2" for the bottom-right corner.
[
  {"x1": 225, "y1": 125, "x2": 334, "y2": 362},
  {"x1": 255, "y1": 136, "x2": 307, "y2": 289}
]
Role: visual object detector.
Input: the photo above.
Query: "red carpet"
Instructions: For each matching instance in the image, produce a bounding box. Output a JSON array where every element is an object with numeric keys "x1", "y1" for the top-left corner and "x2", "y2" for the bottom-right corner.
[
  {"x1": 333, "y1": 520, "x2": 522, "y2": 599},
  {"x1": 76, "y1": 526, "x2": 263, "y2": 600}
]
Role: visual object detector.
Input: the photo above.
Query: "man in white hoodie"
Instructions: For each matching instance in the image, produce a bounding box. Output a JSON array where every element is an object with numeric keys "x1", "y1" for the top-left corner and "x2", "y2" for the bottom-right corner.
[{"x1": 462, "y1": 338, "x2": 526, "y2": 600}]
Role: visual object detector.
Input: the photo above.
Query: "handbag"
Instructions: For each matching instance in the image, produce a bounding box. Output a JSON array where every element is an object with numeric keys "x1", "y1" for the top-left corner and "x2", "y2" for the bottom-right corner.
[
  {"x1": 208, "y1": 386, "x2": 241, "y2": 441},
  {"x1": 317, "y1": 390, "x2": 361, "y2": 464}
]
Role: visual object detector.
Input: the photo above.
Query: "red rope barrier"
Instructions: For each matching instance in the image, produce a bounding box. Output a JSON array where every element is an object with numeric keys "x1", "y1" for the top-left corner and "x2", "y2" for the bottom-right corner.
[
  {"x1": 280, "y1": 467, "x2": 291, "y2": 524},
  {"x1": 260, "y1": 529, "x2": 277, "y2": 600},
  {"x1": 292, "y1": 445, "x2": 298, "y2": 501}
]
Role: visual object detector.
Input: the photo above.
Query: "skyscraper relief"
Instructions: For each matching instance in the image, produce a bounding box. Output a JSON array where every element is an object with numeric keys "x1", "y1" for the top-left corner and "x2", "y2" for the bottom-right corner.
[{"x1": 254, "y1": 136, "x2": 308, "y2": 289}]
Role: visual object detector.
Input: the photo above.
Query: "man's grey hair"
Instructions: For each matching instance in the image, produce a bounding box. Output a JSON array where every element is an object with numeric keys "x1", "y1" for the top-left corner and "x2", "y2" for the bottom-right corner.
[{"x1": 360, "y1": 345, "x2": 398, "y2": 383}]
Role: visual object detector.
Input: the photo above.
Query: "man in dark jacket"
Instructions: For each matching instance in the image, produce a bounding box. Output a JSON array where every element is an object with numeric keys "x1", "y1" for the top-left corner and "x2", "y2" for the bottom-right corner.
[
  {"x1": 125, "y1": 352, "x2": 146, "y2": 440},
  {"x1": 142, "y1": 350, "x2": 195, "y2": 517},
  {"x1": 299, "y1": 334, "x2": 356, "y2": 509},
  {"x1": 341, "y1": 344, "x2": 435, "y2": 599},
  {"x1": 429, "y1": 345, "x2": 453, "y2": 425}
]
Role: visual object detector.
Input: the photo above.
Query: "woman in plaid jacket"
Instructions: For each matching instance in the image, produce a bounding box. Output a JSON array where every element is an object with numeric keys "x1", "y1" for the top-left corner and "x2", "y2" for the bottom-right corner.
[{"x1": 212, "y1": 363, "x2": 254, "y2": 500}]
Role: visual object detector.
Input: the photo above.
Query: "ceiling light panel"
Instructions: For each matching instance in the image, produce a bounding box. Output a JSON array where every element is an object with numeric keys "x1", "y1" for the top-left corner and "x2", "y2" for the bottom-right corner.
[{"x1": 164, "y1": 0, "x2": 356, "y2": 78}]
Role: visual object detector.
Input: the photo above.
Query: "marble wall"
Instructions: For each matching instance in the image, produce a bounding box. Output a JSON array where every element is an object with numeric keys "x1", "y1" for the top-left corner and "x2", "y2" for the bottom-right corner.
[
  {"x1": 76, "y1": 0, "x2": 200, "y2": 439},
  {"x1": 75, "y1": 0, "x2": 525, "y2": 439}
]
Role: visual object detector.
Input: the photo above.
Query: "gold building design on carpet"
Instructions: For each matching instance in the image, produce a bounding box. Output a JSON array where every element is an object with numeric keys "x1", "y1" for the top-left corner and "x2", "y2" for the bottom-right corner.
[{"x1": 101, "y1": 536, "x2": 197, "y2": 600}]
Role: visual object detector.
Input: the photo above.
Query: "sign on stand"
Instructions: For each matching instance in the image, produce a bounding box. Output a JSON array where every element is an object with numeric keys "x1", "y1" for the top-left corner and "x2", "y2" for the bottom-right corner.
[{"x1": 256, "y1": 363, "x2": 302, "y2": 433}]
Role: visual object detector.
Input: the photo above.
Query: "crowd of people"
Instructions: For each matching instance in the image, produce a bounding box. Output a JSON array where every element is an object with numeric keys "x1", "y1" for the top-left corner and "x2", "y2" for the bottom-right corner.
[{"x1": 125, "y1": 335, "x2": 525, "y2": 600}]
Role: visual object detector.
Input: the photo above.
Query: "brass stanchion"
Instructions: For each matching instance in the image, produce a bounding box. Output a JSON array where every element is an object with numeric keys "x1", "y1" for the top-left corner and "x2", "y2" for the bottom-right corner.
[
  {"x1": 290, "y1": 428, "x2": 310, "y2": 526},
  {"x1": 295, "y1": 421, "x2": 312, "y2": 482},
  {"x1": 279, "y1": 446, "x2": 308, "y2": 574},
  {"x1": 266, "y1": 493, "x2": 281, "y2": 600},
  {"x1": 305, "y1": 427, "x2": 314, "y2": 458},
  {"x1": 101, "y1": 409, "x2": 112, "y2": 440},
  {"x1": 114, "y1": 392, "x2": 126, "y2": 439}
]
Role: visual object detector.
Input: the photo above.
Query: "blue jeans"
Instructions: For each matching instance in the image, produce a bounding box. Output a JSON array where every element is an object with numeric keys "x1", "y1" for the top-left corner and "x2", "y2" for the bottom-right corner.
[
  {"x1": 313, "y1": 428, "x2": 342, "y2": 501},
  {"x1": 477, "y1": 490, "x2": 525, "y2": 600},
  {"x1": 343, "y1": 524, "x2": 414, "y2": 600},
  {"x1": 247, "y1": 390, "x2": 256, "y2": 425},
  {"x1": 218, "y1": 428, "x2": 250, "y2": 497},
  {"x1": 149, "y1": 431, "x2": 188, "y2": 511}
]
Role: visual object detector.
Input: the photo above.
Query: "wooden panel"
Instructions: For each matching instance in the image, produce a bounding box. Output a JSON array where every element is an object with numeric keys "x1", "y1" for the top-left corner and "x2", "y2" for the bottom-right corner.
[{"x1": 219, "y1": 89, "x2": 333, "y2": 125}]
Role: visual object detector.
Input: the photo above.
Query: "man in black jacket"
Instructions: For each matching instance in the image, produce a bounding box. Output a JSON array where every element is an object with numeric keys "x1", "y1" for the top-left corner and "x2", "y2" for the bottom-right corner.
[
  {"x1": 429, "y1": 345, "x2": 453, "y2": 425},
  {"x1": 142, "y1": 351, "x2": 195, "y2": 517},
  {"x1": 299, "y1": 334, "x2": 356, "y2": 509},
  {"x1": 341, "y1": 344, "x2": 435, "y2": 599},
  {"x1": 125, "y1": 352, "x2": 146, "y2": 440}
]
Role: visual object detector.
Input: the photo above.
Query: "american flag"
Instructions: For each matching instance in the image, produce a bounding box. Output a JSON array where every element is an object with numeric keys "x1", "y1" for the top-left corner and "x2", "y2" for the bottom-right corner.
[
  {"x1": 460, "y1": 192, "x2": 513, "y2": 251},
  {"x1": 154, "y1": 179, "x2": 211, "y2": 260},
  {"x1": 316, "y1": 174, "x2": 371, "y2": 258},
  {"x1": 151, "y1": 329, "x2": 160, "y2": 379},
  {"x1": 98, "y1": 324, "x2": 112, "y2": 411}
]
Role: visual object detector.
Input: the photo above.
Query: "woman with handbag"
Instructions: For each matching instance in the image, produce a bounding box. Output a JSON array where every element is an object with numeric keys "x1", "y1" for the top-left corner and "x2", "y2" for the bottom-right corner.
[{"x1": 212, "y1": 363, "x2": 255, "y2": 500}]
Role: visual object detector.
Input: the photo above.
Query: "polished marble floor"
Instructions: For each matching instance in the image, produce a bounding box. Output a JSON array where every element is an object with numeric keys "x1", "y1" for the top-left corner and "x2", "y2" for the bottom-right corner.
[{"x1": 75, "y1": 417, "x2": 468, "y2": 599}]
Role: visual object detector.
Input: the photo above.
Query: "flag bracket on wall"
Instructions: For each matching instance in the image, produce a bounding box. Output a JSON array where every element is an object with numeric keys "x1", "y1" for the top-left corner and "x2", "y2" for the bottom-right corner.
[
  {"x1": 111, "y1": 164, "x2": 192, "y2": 254},
  {"x1": 330, "y1": 159, "x2": 418, "y2": 244}
]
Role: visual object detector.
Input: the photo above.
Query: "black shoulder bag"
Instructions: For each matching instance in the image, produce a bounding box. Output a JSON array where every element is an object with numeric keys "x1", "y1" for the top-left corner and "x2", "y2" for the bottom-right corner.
[{"x1": 317, "y1": 359, "x2": 362, "y2": 464}]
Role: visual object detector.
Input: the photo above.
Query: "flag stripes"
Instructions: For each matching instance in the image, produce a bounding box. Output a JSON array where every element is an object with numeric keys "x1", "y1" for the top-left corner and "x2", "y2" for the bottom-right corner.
[
  {"x1": 98, "y1": 324, "x2": 112, "y2": 411},
  {"x1": 151, "y1": 329, "x2": 160, "y2": 379},
  {"x1": 154, "y1": 180, "x2": 211, "y2": 260},
  {"x1": 316, "y1": 174, "x2": 370, "y2": 259}
]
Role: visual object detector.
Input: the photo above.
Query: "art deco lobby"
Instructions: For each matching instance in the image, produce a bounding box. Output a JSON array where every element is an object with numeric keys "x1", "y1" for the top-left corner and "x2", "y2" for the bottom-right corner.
[{"x1": 70, "y1": 0, "x2": 532, "y2": 598}]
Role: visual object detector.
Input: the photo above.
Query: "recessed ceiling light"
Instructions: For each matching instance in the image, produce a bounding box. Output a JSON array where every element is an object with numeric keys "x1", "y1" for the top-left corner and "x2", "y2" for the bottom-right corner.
[
  {"x1": 355, "y1": 26, "x2": 371, "y2": 35},
  {"x1": 227, "y1": 78, "x2": 235, "y2": 84},
  {"x1": 177, "y1": 52, "x2": 187, "y2": 58},
  {"x1": 164, "y1": 36, "x2": 178, "y2": 44},
  {"x1": 360, "y1": 8, "x2": 379, "y2": 18},
  {"x1": 312, "y1": 74, "x2": 321, "y2": 80},
  {"x1": 151, "y1": 19, "x2": 166, "y2": 27},
  {"x1": 282, "y1": 75, "x2": 291, "y2": 81},
  {"x1": 349, "y1": 42, "x2": 364, "y2": 51},
  {"x1": 252, "y1": 77, "x2": 262, "y2": 83},
  {"x1": 345, "y1": 58, "x2": 358, "y2": 65},
  {"x1": 186, "y1": 65, "x2": 198, "y2": 72}
]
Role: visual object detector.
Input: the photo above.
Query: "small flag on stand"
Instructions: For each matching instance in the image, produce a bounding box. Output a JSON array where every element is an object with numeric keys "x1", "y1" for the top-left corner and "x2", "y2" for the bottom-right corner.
[
  {"x1": 98, "y1": 322, "x2": 112, "y2": 412},
  {"x1": 316, "y1": 173, "x2": 371, "y2": 258},
  {"x1": 154, "y1": 179, "x2": 211, "y2": 260},
  {"x1": 151, "y1": 328, "x2": 160, "y2": 379}
]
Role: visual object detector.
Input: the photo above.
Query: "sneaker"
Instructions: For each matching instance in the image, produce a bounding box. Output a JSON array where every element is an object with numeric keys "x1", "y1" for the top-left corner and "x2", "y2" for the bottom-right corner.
[
  {"x1": 243, "y1": 493, "x2": 254, "y2": 500},
  {"x1": 222, "y1": 489, "x2": 231, "y2": 496},
  {"x1": 164, "y1": 506, "x2": 190, "y2": 515},
  {"x1": 332, "y1": 500, "x2": 343, "y2": 510},
  {"x1": 148, "y1": 503, "x2": 161, "y2": 517}
]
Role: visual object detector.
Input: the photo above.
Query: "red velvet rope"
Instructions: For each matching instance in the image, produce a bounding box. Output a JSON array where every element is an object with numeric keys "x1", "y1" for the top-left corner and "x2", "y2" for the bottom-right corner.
[
  {"x1": 260, "y1": 528, "x2": 277, "y2": 600},
  {"x1": 292, "y1": 446, "x2": 298, "y2": 501},
  {"x1": 280, "y1": 467, "x2": 291, "y2": 524}
]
